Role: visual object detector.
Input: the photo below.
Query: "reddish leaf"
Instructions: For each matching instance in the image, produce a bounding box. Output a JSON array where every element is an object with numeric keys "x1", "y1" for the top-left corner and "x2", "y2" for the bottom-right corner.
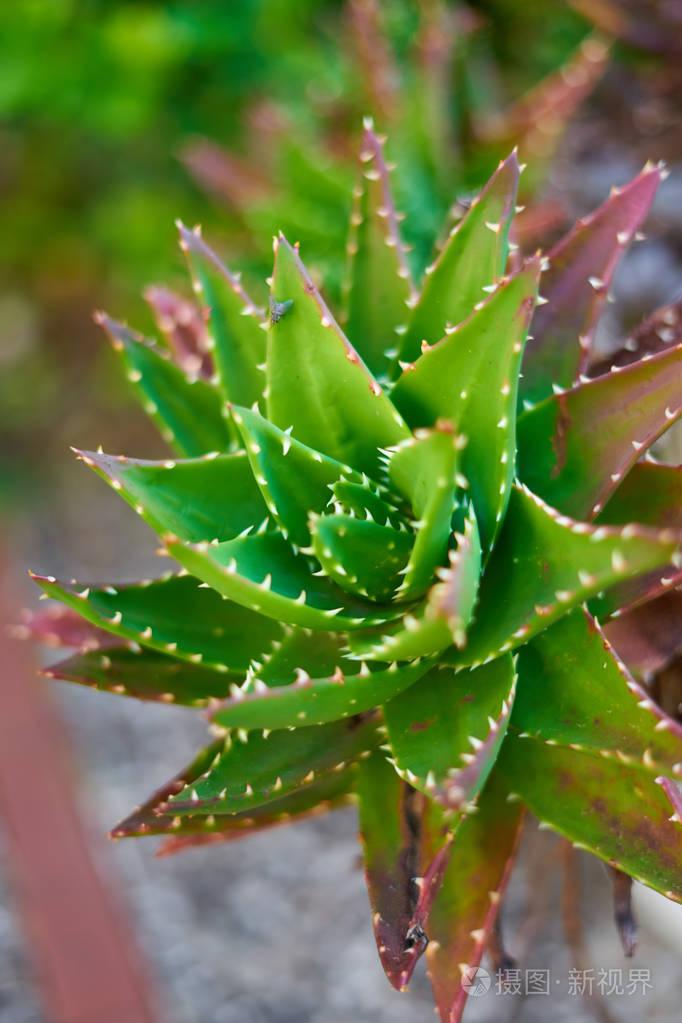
[
  {"x1": 517, "y1": 343, "x2": 682, "y2": 519},
  {"x1": 521, "y1": 164, "x2": 659, "y2": 403},
  {"x1": 604, "y1": 592, "x2": 682, "y2": 681},
  {"x1": 14, "y1": 605, "x2": 122, "y2": 652},
  {"x1": 421, "y1": 768, "x2": 524, "y2": 1023},
  {"x1": 590, "y1": 298, "x2": 682, "y2": 376},
  {"x1": 356, "y1": 753, "x2": 427, "y2": 990},
  {"x1": 143, "y1": 285, "x2": 212, "y2": 379}
]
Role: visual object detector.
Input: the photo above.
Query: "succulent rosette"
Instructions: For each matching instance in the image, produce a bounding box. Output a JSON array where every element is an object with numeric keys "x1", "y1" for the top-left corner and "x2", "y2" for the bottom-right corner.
[{"x1": 27, "y1": 124, "x2": 682, "y2": 1022}]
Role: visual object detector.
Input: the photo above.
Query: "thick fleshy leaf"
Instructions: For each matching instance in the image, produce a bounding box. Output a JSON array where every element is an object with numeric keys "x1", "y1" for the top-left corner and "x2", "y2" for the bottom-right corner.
[
  {"x1": 74, "y1": 448, "x2": 267, "y2": 544},
  {"x1": 266, "y1": 234, "x2": 409, "y2": 475},
  {"x1": 348, "y1": 508, "x2": 481, "y2": 660},
  {"x1": 331, "y1": 477, "x2": 406, "y2": 528},
  {"x1": 598, "y1": 461, "x2": 682, "y2": 530},
  {"x1": 44, "y1": 646, "x2": 237, "y2": 706},
  {"x1": 384, "y1": 658, "x2": 516, "y2": 809},
  {"x1": 165, "y1": 715, "x2": 382, "y2": 815},
  {"x1": 177, "y1": 222, "x2": 266, "y2": 406},
  {"x1": 517, "y1": 343, "x2": 682, "y2": 519},
  {"x1": 593, "y1": 463, "x2": 682, "y2": 616},
  {"x1": 590, "y1": 297, "x2": 682, "y2": 376},
  {"x1": 112, "y1": 741, "x2": 356, "y2": 841},
  {"x1": 311, "y1": 513, "x2": 413, "y2": 602},
  {"x1": 514, "y1": 609, "x2": 682, "y2": 777},
  {"x1": 394, "y1": 151, "x2": 519, "y2": 366},
  {"x1": 343, "y1": 122, "x2": 415, "y2": 379},
  {"x1": 604, "y1": 593, "x2": 682, "y2": 682},
  {"x1": 387, "y1": 425, "x2": 463, "y2": 600},
  {"x1": 95, "y1": 313, "x2": 233, "y2": 456},
  {"x1": 14, "y1": 605, "x2": 121, "y2": 652},
  {"x1": 231, "y1": 405, "x2": 361, "y2": 547},
  {"x1": 166, "y1": 532, "x2": 404, "y2": 632},
  {"x1": 499, "y1": 735, "x2": 682, "y2": 902},
  {"x1": 445, "y1": 484, "x2": 681, "y2": 669},
  {"x1": 246, "y1": 628, "x2": 346, "y2": 685},
  {"x1": 590, "y1": 565, "x2": 682, "y2": 621},
  {"x1": 212, "y1": 658, "x2": 431, "y2": 731},
  {"x1": 521, "y1": 165, "x2": 660, "y2": 403},
  {"x1": 155, "y1": 770, "x2": 354, "y2": 855},
  {"x1": 392, "y1": 261, "x2": 540, "y2": 549},
  {"x1": 422, "y1": 767, "x2": 524, "y2": 1023},
  {"x1": 112, "y1": 739, "x2": 224, "y2": 837},
  {"x1": 30, "y1": 573, "x2": 283, "y2": 672},
  {"x1": 143, "y1": 284, "x2": 212, "y2": 378},
  {"x1": 356, "y1": 752, "x2": 427, "y2": 991}
]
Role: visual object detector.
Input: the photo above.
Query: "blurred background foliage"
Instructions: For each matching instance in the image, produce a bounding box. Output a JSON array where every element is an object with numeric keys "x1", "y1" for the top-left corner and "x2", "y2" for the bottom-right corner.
[{"x1": 0, "y1": 0, "x2": 674, "y2": 513}]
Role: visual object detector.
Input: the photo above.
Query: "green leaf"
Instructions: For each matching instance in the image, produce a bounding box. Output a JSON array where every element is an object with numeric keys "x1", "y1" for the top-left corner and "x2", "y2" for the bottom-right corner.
[
  {"x1": 211, "y1": 658, "x2": 431, "y2": 731},
  {"x1": 45, "y1": 646, "x2": 238, "y2": 706},
  {"x1": 74, "y1": 448, "x2": 267, "y2": 544},
  {"x1": 311, "y1": 513, "x2": 413, "y2": 602},
  {"x1": 520, "y1": 165, "x2": 660, "y2": 403},
  {"x1": 348, "y1": 505, "x2": 481, "y2": 660},
  {"x1": 177, "y1": 222, "x2": 267, "y2": 407},
  {"x1": 266, "y1": 234, "x2": 410, "y2": 476},
  {"x1": 391, "y1": 261, "x2": 540, "y2": 549},
  {"x1": 393, "y1": 151, "x2": 519, "y2": 366},
  {"x1": 499, "y1": 735, "x2": 682, "y2": 902},
  {"x1": 356, "y1": 752, "x2": 427, "y2": 991},
  {"x1": 387, "y1": 425, "x2": 463, "y2": 599},
  {"x1": 331, "y1": 477, "x2": 406, "y2": 528},
  {"x1": 166, "y1": 531, "x2": 404, "y2": 632},
  {"x1": 445, "y1": 484, "x2": 681, "y2": 669},
  {"x1": 231, "y1": 404, "x2": 361, "y2": 547},
  {"x1": 383, "y1": 658, "x2": 516, "y2": 809},
  {"x1": 166, "y1": 714, "x2": 382, "y2": 815},
  {"x1": 422, "y1": 767, "x2": 524, "y2": 1023},
  {"x1": 343, "y1": 124, "x2": 415, "y2": 379},
  {"x1": 96, "y1": 313, "x2": 233, "y2": 456},
  {"x1": 31, "y1": 572, "x2": 283, "y2": 672},
  {"x1": 112, "y1": 741, "x2": 356, "y2": 841},
  {"x1": 246, "y1": 627, "x2": 346, "y2": 686},
  {"x1": 155, "y1": 770, "x2": 355, "y2": 855},
  {"x1": 514, "y1": 609, "x2": 682, "y2": 777},
  {"x1": 517, "y1": 343, "x2": 682, "y2": 520}
]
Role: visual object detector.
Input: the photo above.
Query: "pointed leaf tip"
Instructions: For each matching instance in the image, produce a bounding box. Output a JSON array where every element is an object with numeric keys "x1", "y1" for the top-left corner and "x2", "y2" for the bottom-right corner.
[
  {"x1": 394, "y1": 152, "x2": 519, "y2": 366},
  {"x1": 521, "y1": 165, "x2": 660, "y2": 402},
  {"x1": 267, "y1": 235, "x2": 409, "y2": 475}
]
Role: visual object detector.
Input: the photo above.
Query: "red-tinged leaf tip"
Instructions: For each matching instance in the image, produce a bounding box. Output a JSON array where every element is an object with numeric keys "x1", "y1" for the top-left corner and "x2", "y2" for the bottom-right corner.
[
  {"x1": 658, "y1": 776, "x2": 682, "y2": 821},
  {"x1": 29, "y1": 571, "x2": 54, "y2": 583},
  {"x1": 522, "y1": 164, "x2": 661, "y2": 402},
  {"x1": 94, "y1": 312, "x2": 144, "y2": 350}
]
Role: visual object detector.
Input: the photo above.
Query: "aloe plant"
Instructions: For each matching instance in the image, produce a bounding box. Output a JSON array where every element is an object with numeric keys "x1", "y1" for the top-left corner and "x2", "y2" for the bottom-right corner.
[{"x1": 26, "y1": 127, "x2": 682, "y2": 1022}]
